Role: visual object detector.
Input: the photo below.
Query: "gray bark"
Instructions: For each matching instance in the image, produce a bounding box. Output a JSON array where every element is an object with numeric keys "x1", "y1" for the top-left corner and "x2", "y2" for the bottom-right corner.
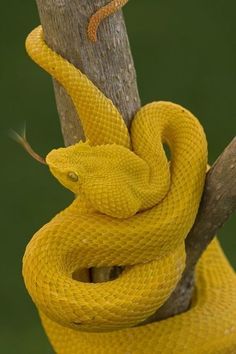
[
  {"x1": 143, "y1": 137, "x2": 236, "y2": 323},
  {"x1": 34, "y1": 0, "x2": 236, "y2": 325},
  {"x1": 35, "y1": 0, "x2": 140, "y2": 146}
]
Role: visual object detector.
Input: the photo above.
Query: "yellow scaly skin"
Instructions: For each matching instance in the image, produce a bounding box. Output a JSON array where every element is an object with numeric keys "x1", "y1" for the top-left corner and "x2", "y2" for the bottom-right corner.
[
  {"x1": 88, "y1": 0, "x2": 129, "y2": 42},
  {"x1": 22, "y1": 24, "x2": 236, "y2": 354}
]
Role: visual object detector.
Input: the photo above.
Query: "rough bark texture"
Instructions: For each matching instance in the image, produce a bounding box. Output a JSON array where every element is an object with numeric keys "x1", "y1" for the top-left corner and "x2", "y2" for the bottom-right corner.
[
  {"x1": 35, "y1": 0, "x2": 140, "y2": 146},
  {"x1": 143, "y1": 137, "x2": 236, "y2": 323},
  {"x1": 34, "y1": 0, "x2": 236, "y2": 326},
  {"x1": 35, "y1": 0, "x2": 141, "y2": 284}
]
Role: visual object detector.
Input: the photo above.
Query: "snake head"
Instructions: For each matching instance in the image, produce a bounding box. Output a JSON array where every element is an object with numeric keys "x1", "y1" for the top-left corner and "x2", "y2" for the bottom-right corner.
[
  {"x1": 14, "y1": 133, "x2": 147, "y2": 218},
  {"x1": 46, "y1": 141, "x2": 90, "y2": 194},
  {"x1": 46, "y1": 141, "x2": 149, "y2": 218}
]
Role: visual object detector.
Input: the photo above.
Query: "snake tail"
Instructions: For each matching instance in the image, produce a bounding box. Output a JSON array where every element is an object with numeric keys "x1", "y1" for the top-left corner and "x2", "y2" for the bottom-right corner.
[{"x1": 88, "y1": 0, "x2": 129, "y2": 42}]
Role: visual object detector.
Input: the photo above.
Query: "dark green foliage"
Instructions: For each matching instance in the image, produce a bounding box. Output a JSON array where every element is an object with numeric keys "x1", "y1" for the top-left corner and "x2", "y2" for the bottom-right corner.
[{"x1": 1, "y1": 1, "x2": 235, "y2": 352}]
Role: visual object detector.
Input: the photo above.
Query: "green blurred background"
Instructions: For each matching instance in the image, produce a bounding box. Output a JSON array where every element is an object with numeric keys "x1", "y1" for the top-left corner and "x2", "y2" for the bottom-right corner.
[{"x1": 1, "y1": 1, "x2": 235, "y2": 353}]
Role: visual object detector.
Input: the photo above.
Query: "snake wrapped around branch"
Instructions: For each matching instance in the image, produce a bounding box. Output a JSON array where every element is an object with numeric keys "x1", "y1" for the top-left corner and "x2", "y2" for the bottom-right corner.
[{"x1": 22, "y1": 1, "x2": 236, "y2": 353}]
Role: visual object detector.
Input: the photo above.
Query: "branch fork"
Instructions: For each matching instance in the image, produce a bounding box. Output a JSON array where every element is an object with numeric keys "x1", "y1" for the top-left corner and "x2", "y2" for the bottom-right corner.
[{"x1": 34, "y1": 0, "x2": 236, "y2": 324}]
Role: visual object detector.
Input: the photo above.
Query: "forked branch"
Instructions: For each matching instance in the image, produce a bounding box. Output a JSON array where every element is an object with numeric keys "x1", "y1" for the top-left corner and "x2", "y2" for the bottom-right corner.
[
  {"x1": 34, "y1": 0, "x2": 236, "y2": 323},
  {"x1": 143, "y1": 137, "x2": 236, "y2": 323}
]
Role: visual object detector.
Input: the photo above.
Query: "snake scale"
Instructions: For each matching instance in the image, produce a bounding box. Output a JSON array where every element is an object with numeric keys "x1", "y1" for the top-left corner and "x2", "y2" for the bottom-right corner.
[{"x1": 22, "y1": 1, "x2": 236, "y2": 353}]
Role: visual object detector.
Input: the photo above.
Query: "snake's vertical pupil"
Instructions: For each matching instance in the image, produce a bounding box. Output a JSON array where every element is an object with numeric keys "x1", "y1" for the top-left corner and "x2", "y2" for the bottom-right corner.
[{"x1": 68, "y1": 171, "x2": 79, "y2": 182}]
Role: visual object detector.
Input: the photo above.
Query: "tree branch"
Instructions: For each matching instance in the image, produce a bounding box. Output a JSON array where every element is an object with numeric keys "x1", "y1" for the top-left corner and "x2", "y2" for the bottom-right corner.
[
  {"x1": 35, "y1": 0, "x2": 141, "y2": 283},
  {"x1": 143, "y1": 137, "x2": 236, "y2": 323},
  {"x1": 35, "y1": 0, "x2": 140, "y2": 145},
  {"x1": 34, "y1": 0, "x2": 236, "y2": 326}
]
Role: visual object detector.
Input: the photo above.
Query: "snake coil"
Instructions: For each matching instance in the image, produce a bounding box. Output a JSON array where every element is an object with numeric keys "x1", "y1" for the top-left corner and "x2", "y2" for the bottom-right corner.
[{"x1": 22, "y1": 26, "x2": 236, "y2": 354}]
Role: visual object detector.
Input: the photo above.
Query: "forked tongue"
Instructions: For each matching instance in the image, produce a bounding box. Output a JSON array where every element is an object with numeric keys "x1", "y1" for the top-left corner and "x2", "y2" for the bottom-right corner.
[{"x1": 10, "y1": 129, "x2": 46, "y2": 165}]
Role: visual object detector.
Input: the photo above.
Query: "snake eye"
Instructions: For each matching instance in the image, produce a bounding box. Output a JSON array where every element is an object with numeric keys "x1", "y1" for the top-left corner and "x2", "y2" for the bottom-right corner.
[{"x1": 67, "y1": 171, "x2": 78, "y2": 182}]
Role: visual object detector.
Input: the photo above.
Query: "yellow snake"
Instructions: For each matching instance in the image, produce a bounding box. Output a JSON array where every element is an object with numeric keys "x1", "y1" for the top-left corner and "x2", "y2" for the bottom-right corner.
[{"x1": 22, "y1": 2, "x2": 236, "y2": 353}]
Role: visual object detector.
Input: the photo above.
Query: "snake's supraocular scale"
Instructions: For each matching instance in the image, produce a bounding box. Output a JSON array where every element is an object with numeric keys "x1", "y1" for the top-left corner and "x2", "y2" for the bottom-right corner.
[{"x1": 22, "y1": 2, "x2": 236, "y2": 353}]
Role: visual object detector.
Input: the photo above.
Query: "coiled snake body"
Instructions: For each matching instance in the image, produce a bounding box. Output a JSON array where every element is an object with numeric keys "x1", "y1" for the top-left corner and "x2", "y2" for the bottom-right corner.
[{"x1": 23, "y1": 12, "x2": 236, "y2": 354}]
